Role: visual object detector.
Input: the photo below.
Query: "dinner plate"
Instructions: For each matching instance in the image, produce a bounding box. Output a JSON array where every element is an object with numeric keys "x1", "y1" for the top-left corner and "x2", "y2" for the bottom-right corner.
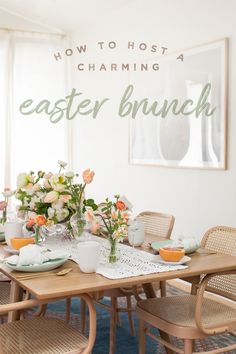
[
  {"x1": 151, "y1": 240, "x2": 174, "y2": 251},
  {"x1": 5, "y1": 258, "x2": 68, "y2": 272},
  {"x1": 4, "y1": 245, "x2": 20, "y2": 255},
  {"x1": 153, "y1": 255, "x2": 191, "y2": 265}
]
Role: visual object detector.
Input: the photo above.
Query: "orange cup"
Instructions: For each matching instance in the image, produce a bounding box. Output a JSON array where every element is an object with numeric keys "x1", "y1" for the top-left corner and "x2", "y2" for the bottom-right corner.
[
  {"x1": 11, "y1": 237, "x2": 35, "y2": 250},
  {"x1": 159, "y1": 247, "x2": 185, "y2": 262}
]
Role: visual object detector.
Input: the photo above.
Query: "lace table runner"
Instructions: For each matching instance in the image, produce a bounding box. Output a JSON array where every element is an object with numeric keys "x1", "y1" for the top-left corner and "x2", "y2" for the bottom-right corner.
[{"x1": 45, "y1": 236, "x2": 188, "y2": 280}]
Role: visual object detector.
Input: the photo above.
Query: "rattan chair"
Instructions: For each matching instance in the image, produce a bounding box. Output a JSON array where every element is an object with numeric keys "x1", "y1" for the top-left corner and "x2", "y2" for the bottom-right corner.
[
  {"x1": 137, "y1": 211, "x2": 175, "y2": 297},
  {"x1": 0, "y1": 278, "x2": 11, "y2": 323},
  {"x1": 81, "y1": 211, "x2": 175, "y2": 354},
  {"x1": 136, "y1": 225, "x2": 236, "y2": 354},
  {"x1": 0, "y1": 294, "x2": 96, "y2": 354}
]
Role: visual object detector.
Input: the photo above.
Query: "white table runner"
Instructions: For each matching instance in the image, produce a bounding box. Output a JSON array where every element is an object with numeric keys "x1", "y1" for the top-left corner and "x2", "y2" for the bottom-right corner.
[{"x1": 45, "y1": 236, "x2": 188, "y2": 280}]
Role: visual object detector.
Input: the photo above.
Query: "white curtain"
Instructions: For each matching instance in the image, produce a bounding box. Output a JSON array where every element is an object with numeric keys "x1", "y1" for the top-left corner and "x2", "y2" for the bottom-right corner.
[{"x1": 0, "y1": 29, "x2": 70, "y2": 192}]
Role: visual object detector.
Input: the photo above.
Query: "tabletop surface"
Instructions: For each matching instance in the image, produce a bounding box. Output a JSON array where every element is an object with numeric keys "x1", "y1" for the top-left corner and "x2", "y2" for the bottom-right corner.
[{"x1": 1, "y1": 238, "x2": 235, "y2": 300}]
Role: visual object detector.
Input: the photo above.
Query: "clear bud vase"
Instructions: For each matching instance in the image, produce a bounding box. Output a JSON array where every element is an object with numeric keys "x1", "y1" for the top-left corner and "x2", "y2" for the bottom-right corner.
[
  {"x1": 109, "y1": 238, "x2": 118, "y2": 263},
  {"x1": 70, "y1": 208, "x2": 86, "y2": 239},
  {"x1": 34, "y1": 225, "x2": 40, "y2": 244}
]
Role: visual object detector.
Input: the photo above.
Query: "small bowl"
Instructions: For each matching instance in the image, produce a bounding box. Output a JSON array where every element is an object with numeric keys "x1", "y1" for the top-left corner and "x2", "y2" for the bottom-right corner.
[
  {"x1": 159, "y1": 247, "x2": 185, "y2": 262},
  {"x1": 11, "y1": 237, "x2": 35, "y2": 250}
]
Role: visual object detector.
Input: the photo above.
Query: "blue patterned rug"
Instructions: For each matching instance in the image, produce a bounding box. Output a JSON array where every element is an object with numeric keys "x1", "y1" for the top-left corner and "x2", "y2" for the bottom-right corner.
[{"x1": 47, "y1": 284, "x2": 236, "y2": 353}]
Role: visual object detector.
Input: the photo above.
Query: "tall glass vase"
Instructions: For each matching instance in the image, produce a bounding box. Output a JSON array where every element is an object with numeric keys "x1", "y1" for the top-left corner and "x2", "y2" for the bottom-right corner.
[
  {"x1": 70, "y1": 208, "x2": 86, "y2": 239},
  {"x1": 109, "y1": 238, "x2": 118, "y2": 263}
]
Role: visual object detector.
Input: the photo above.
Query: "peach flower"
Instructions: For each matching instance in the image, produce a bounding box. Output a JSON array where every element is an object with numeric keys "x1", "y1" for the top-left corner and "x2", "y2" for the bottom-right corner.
[
  {"x1": 116, "y1": 200, "x2": 126, "y2": 211},
  {"x1": 84, "y1": 208, "x2": 95, "y2": 222},
  {"x1": 27, "y1": 218, "x2": 35, "y2": 228},
  {"x1": 82, "y1": 169, "x2": 95, "y2": 184},
  {"x1": 35, "y1": 215, "x2": 47, "y2": 226},
  {"x1": 44, "y1": 191, "x2": 59, "y2": 203},
  {"x1": 111, "y1": 211, "x2": 118, "y2": 220},
  {"x1": 90, "y1": 223, "x2": 100, "y2": 234},
  {"x1": 59, "y1": 194, "x2": 71, "y2": 203}
]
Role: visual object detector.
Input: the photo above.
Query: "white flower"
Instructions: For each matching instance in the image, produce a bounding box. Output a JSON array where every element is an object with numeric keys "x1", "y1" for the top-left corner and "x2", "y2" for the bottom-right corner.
[
  {"x1": 44, "y1": 191, "x2": 59, "y2": 203},
  {"x1": 65, "y1": 171, "x2": 74, "y2": 178},
  {"x1": 119, "y1": 195, "x2": 133, "y2": 211},
  {"x1": 25, "y1": 186, "x2": 35, "y2": 196},
  {"x1": 29, "y1": 195, "x2": 40, "y2": 210},
  {"x1": 49, "y1": 174, "x2": 66, "y2": 192},
  {"x1": 28, "y1": 211, "x2": 37, "y2": 219},
  {"x1": 43, "y1": 179, "x2": 51, "y2": 189},
  {"x1": 58, "y1": 160, "x2": 67, "y2": 168},
  {"x1": 2, "y1": 190, "x2": 14, "y2": 198},
  {"x1": 36, "y1": 191, "x2": 46, "y2": 200},
  {"x1": 52, "y1": 200, "x2": 64, "y2": 210},
  {"x1": 56, "y1": 208, "x2": 69, "y2": 222},
  {"x1": 48, "y1": 207, "x2": 55, "y2": 219},
  {"x1": 44, "y1": 172, "x2": 53, "y2": 179},
  {"x1": 17, "y1": 173, "x2": 33, "y2": 188}
]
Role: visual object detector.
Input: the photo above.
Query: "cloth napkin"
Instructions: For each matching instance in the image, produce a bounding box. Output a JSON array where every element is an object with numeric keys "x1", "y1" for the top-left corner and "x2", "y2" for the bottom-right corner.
[{"x1": 6, "y1": 244, "x2": 70, "y2": 266}]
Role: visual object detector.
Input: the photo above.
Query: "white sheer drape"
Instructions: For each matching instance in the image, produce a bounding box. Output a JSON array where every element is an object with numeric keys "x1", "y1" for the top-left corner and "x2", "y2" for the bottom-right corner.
[{"x1": 0, "y1": 29, "x2": 70, "y2": 192}]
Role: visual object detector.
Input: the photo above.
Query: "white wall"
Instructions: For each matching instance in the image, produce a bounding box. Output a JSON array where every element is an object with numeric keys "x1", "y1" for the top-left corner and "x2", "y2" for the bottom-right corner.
[{"x1": 69, "y1": 0, "x2": 236, "y2": 240}]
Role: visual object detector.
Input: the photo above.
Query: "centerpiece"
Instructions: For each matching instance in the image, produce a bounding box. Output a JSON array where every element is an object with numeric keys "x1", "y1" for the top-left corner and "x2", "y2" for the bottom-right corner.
[
  {"x1": 15, "y1": 160, "x2": 96, "y2": 242},
  {"x1": 94, "y1": 195, "x2": 132, "y2": 263}
]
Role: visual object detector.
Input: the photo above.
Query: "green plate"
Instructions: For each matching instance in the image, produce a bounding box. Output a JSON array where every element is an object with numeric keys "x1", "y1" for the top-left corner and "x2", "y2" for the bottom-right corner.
[
  {"x1": 151, "y1": 240, "x2": 174, "y2": 251},
  {"x1": 5, "y1": 258, "x2": 68, "y2": 272}
]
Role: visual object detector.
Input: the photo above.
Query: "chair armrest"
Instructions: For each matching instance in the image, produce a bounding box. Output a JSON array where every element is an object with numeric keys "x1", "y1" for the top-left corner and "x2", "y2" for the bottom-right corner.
[
  {"x1": 0, "y1": 294, "x2": 96, "y2": 354},
  {"x1": 195, "y1": 270, "x2": 236, "y2": 335}
]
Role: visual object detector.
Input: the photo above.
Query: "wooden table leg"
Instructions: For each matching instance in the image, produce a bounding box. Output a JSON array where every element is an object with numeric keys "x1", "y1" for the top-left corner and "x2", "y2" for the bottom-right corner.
[
  {"x1": 8, "y1": 281, "x2": 24, "y2": 322},
  {"x1": 109, "y1": 297, "x2": 117, "y2": 354},
  {"x1": 142, "y1": 283, "x2": 157, "y2": 298}
]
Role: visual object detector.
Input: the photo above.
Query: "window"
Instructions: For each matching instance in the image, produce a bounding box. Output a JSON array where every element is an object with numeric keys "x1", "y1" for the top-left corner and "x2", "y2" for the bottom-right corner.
[{"x1": 0, "y1": 30, "x2": 70, "y2": 192}]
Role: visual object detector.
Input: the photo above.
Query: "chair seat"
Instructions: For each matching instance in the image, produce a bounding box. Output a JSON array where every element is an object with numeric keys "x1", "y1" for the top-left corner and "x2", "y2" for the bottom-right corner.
[
  {"x1": 137, "y1": 295, "x2": 236, "y2": 329},
  {"x1": 0, "y1": 317, "x2": 88, "y2": 354},
  {"x1": 0, "y1": 282, "x2": 10, "y2": 305}
]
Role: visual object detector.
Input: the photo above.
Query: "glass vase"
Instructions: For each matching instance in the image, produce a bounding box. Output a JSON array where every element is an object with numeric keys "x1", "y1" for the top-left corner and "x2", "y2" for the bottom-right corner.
[
  {"x1": 34, "y1": 225, "x2": 41, "y2": 244},
  {"x1": 70, "y1": 211, "x2": 86, "y2": 239},
  {"x1": 109, "y1": 238, "x2": 118, "y2": 263}
]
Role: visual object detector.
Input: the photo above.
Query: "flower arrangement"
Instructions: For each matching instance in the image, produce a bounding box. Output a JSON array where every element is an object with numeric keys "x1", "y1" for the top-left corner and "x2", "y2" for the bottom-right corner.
[
  {"x1": 0, "y1": 188, "x2": 14, "y2": 226},
  {"x1": 15, "y1": 161, "x2": 96, "y2": 237},
  {"x1": 90, "y1": 195, "x2": 132, "y2": 263},
  {"x1": 26, "y1": 214, "x2": 47, "y2": 243}
]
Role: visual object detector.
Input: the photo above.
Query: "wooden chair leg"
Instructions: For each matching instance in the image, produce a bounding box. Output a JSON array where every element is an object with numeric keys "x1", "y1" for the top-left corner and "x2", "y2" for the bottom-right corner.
[
  {"x1": 66, "y1": 297, "x2": 71, "y2": 323},
  {"x1": 139, "y1": 319, "x2": 146, "y2": 354},
  {"x1": 109, "y1": 297, "x2": 117, "y2": 354},
  {"x1": 80, "y1": 298, "x2": 86, "y2": 333},
  {"x1": 116, "y1": 310, "x2": 121, "y2": 326},
  {"x1": 184, "y1": 339, "x2": 193, "y2": 354},
  {"x1": 160, "y1": 281, "x2": 166, "y2": 297},
  {"x1": 126, "y1": 295, "x2": 135, "y2": 336}
]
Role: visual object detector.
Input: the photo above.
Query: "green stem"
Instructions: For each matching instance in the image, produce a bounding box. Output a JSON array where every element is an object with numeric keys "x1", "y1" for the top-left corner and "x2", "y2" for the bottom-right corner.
[{"x1": 109, "y1": 239, "x2": 117, "y2": 263}]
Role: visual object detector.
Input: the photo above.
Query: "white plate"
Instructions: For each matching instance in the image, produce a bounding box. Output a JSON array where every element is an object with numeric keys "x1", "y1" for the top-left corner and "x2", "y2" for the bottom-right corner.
[
  {"x1": 153, "y1": 255, "x2": 191, "y2": 265},
  {"x1": 4, "y1": 246, "x2": 20, "y2": 255},
  {"x1": 5, "y1": 258, "x2": 68, "y2": 272}
]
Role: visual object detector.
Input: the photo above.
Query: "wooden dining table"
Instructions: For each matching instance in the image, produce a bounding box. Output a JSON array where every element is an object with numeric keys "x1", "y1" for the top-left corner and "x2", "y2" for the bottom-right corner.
[{"x1": 0, "y1": 236, "x2": 236, "y2": 353}]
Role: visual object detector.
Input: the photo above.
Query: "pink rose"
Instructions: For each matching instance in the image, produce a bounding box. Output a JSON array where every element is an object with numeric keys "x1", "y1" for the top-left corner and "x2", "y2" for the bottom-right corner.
[{"x1": 82, "y1": 169, "x2": 95, "y2": 184}]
